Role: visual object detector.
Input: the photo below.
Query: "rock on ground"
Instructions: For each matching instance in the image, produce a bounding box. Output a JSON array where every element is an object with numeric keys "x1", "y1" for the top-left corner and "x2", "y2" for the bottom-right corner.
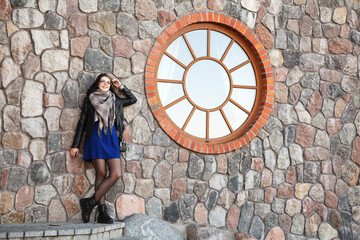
[
  {"x1": 123, "y1": 214, "x2": 184, "y2": 240},
  {"x1": 187, "y1": 223, "x2": 223, "y2": 240}
]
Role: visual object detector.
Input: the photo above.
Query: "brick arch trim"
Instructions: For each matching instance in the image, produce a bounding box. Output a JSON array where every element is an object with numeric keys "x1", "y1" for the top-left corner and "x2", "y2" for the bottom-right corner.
[{"x1": 145, "y1": 12, "x2": 274, "y2": 154}]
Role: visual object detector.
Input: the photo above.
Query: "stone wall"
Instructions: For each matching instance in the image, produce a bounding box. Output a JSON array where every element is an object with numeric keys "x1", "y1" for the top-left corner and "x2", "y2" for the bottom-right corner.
[{"x1": 0, "y1": 0, "x2": 360, "y2": 239}]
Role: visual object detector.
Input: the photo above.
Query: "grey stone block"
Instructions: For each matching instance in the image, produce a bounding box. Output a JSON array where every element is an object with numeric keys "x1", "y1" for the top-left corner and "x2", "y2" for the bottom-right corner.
[
  {"x1": 44, "y1": 230, "x2": 58, "y2": 236},
  {"x1": 24, "y1": 231, "x2": 44, "y2": 237},
  {"x1": 75, "y1": 228, "x2": 92, "y2": 235},
  {"x1": 58, "y1": 229, "x2": 75, "y2": 236},
  {"x1": 8, "y1": 231, "x2": 24, "y2": 238}
]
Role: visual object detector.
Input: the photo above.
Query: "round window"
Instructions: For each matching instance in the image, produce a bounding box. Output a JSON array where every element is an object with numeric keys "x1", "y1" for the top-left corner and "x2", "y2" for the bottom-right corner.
[{"x1": 146, "y1": 13, "x2": 274, "y2": 154}]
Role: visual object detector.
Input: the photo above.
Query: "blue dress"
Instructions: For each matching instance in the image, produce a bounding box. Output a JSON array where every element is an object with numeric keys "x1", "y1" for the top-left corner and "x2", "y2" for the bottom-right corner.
[{"x1": 83, "y1": 121, "x2": 120, "y2": 161}]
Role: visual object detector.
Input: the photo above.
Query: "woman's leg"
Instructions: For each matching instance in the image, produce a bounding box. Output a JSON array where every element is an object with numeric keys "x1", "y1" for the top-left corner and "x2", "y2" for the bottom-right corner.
[
  {"x1": 92, "y1": 159, "x2": 107, "y2": 205},
  {"x1": 93, "y1": 158, "x2": 121, "y2": 201},
  {"x1": 80, "y1": 159, "x2": 106, "y2": 223}
]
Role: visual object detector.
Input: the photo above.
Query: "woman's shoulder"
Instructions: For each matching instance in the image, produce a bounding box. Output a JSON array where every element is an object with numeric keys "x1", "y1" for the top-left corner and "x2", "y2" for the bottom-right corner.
[{"x1": 112, "y1": 91, "x2": 122, "y2": 100}]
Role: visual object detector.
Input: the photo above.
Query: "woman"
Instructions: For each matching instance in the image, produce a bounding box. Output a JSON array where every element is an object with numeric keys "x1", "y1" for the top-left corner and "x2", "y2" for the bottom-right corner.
[{"x1": 70, "y1": 73, "x2": 137, "y2": 224}]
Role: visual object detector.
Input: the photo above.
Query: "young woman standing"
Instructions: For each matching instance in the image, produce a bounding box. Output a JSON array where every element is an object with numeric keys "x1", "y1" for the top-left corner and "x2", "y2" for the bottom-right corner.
[{"x1": 70, "y1": 73, "x2": 137, "y2": 223}]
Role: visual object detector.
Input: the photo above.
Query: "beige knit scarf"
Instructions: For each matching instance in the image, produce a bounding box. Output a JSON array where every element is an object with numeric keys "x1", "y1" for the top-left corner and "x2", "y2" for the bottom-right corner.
[{"x1": 89, "y1": 90, "x2": 116, "y2": 137}]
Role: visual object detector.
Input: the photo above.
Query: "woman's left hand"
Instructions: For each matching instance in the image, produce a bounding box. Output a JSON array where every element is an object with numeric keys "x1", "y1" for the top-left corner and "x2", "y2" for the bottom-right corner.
[{"x1": 110, "y1": 76, "x2": 121, "y2": 88}]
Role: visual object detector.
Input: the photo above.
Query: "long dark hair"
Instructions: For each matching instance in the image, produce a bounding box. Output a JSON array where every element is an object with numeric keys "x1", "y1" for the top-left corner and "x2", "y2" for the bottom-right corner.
[{"x1": 86, "y1": 73, "x2": 117, "y2": 97}]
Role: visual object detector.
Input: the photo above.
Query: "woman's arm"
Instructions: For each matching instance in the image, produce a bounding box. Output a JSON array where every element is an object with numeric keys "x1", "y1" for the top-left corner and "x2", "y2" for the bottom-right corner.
[
  {"x1": 120, "y1": 85, "x2": 137, "y2": 107},
  {"x1": 71, "y1": 99, "x2": 89, "y2": 149},
  {"x1": 110, "y1": 75, "x2": 137, "y2": 107}
]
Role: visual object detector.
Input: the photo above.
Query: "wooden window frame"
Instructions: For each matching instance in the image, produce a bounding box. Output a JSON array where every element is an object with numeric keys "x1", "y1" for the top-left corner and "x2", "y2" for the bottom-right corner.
[{"x1": 145, "y1": 13, "x2": 274, "y2": 154}]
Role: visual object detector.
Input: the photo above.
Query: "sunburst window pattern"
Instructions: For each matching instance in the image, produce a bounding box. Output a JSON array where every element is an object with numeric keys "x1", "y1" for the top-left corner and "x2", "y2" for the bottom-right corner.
[{"x1": 157, "y1": 28, "x2": 257, "y2": 140}]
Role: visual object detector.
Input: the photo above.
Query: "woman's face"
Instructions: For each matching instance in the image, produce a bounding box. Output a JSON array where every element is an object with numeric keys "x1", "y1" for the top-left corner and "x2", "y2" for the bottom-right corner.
[{"x1": 98, "y1": 76, "x2": 111, "y2": 92}]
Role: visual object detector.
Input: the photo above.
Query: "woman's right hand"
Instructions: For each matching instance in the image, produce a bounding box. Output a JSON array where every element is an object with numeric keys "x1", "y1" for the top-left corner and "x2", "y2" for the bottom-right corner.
[{"x1": 70, "y1": 148, "x2": 79, "y2": 159}]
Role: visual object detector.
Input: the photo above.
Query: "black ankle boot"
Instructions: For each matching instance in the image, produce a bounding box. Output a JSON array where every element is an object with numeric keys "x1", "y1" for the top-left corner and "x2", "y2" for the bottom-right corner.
[
  {"x1": 97, "y1": 204, "x2": 114, "y2": 224},
  {"x1": 80, "y1": 195, "x2": 98, "y2": 223}
]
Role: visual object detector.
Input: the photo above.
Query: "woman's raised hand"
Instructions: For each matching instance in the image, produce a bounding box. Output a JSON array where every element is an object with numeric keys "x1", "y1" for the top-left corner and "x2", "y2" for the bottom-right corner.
[{"x1": 110, "y1": 75, "x2": 121, "y2": 88}]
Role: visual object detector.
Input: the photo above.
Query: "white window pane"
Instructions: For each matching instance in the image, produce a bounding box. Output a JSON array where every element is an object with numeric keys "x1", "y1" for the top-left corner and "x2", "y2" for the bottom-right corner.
[
  {"x1": 165, "y1": 98, "x2": 193, "y2": 129},
  {"x1": 185, "y1": 59, "x2": 230, "y2": 109},
  {"x1": 167, "y1": 36, "x2": 194, "y2": 66},
  {"x1": 157, "y1": 55, "x2": 185, "y2": 80},
  {"x1": 158, "y1": 82, "x2": 184, "y2": 107},
  {"x1": 210, "y1": 30, "x2": 231, "y2": 60},
  {"x1": 185, "y1": 109, "x2": 206, "y2": 138},
  {"x1": 231, "y1": 88, "x2": 256, "y2": 112},
  {"x1": 223, "y1": 42, "x2": 249, "y2": 70},
  {"x1": 185, "y1": 30, "x2": 207, "y2": 58},
  {"x1": 222, "y1": 101, "x2": 248, "y2": 131},
  {"x1": 231, "y1": 63, "x2": 256, "y2": 86},
  {"x1": 209, "y1": 111, "x2": 231, "y2": 138}
]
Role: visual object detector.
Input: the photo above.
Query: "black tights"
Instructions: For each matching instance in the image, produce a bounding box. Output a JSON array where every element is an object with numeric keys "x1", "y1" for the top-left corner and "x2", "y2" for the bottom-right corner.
[{"x1": 92, "y1": 158, "x2": 121, "y2": 205}]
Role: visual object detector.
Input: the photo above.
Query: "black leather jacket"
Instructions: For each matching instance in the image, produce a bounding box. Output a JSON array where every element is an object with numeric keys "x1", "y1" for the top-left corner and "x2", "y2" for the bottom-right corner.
[{"x1": 71, "y1": 86, "x2": 137, "y2": 149}]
